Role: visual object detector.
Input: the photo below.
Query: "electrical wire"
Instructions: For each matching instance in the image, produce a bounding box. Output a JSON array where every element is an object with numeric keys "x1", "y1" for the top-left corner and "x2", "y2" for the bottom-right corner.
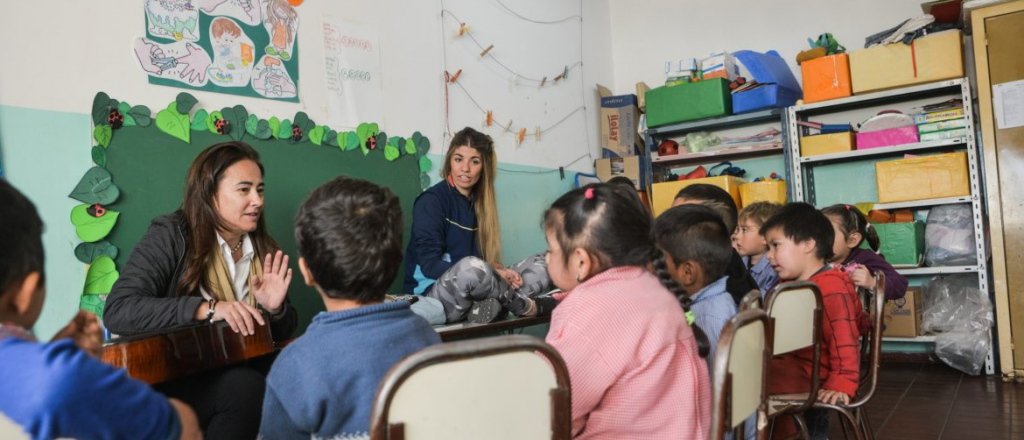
[{"x1": 494, "y1": 0, "x2": 582, "y2": 24}]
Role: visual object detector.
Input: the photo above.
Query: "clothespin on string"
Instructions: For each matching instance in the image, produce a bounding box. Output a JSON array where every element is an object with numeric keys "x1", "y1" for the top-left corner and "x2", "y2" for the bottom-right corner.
[{"x1": 480, "y1": 44, "x2": 494, "y2": 57}]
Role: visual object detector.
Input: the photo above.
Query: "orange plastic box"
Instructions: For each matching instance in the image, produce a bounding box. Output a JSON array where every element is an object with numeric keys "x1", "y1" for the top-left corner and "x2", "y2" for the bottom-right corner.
[{"x1": 801, "y1": 54, "x2": 853, "y2": 104}]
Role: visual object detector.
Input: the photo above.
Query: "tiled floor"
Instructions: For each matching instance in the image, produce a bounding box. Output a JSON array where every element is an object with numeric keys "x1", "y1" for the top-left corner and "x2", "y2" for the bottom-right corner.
[{"x1": 827, "y1": 361, "x2": 1024, "y2": 439}]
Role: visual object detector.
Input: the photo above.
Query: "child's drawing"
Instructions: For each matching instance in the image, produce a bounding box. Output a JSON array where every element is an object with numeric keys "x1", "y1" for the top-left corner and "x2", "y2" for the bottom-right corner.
[
  {"x1": 251, "y1": 56, "x2": 297, "y2": 98},
  {"x1": 134, "y1": 37, "x2": 212, "y2": 86},
  {"x1": 197, "y1": 0, "x2": 262, "y2": 26},
  {"x1": 262, "y1": 0, "x2": 298, "y2": 61},
  {"x1": 206, "y1": 17, "x2": 255, "y2": 87},
  {"x1": 145, "y1": 0, "x2": 200, "y2": 42}
]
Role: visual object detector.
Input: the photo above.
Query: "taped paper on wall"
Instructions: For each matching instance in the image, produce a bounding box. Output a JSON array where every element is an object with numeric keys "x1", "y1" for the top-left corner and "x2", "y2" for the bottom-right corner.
[{"x1": 993, "y1": 79, "x2": 1024, "y2": 130}]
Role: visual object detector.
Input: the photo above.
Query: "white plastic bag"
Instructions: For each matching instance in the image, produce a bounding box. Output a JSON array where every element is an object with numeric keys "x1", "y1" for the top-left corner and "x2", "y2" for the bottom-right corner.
[
  {"x1": 922, "y1": 275, "x2": 994, "y2": 375},
  {"x1": 924, "y1": 204, "x2": 976, "y2": 266}
]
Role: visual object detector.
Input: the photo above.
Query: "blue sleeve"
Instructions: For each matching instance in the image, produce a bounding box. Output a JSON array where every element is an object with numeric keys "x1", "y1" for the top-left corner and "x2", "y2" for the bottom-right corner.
[
  {"x1": 259, "y1": 382, "x2": 308, "y2": 440},
  {"x1": 1, "y1": 339, "x2": 179, "y2": 440},
  {"x1": 410, "y1": 192, "x2": 454, "y2": 279}
]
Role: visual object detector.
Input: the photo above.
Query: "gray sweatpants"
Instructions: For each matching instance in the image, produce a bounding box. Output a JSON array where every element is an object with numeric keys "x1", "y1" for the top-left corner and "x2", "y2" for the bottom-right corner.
[{"x1": 426, "y1": 253, "x2": 552, "y2": 323}]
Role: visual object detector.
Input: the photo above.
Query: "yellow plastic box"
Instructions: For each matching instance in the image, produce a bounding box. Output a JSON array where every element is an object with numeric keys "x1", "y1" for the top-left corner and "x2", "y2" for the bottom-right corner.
[
  {"x1": 740, "y1": 181, "x2": 787, "y2": 208},
  {"x1": 875, "y1": 152, "x2": 970, "y2": 203},
  {"x1": 850, "y1": 30, "x2": 964, "y2": 95},
  {"x1": 800, "y1": 132, "x2": 856, "y2": 157},
  {"x1": 651, "y1": 176, "x2": 745, "y2": 217}
]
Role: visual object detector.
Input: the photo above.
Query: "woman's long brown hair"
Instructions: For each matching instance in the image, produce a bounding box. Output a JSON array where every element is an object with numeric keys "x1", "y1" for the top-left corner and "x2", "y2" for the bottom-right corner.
[
  {"x1": 442, "y1": 128, "x2": 501, "y2": 265},
  {"x1": 178, "y1": 141, "x2": 279, "y2": 297}
]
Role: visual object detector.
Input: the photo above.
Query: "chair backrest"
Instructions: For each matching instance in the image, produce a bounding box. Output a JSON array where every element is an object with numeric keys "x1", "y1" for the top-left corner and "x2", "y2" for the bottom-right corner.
[
  {"x1": 738, "y1": 289, "x2": 763, "y2": 312},
  {"x1": 370, "y1": 335, "x2": 572, "y2": 440},
  {"x1": 709, "y1": 310, "x2": 772, "y2": 440},
  {"x1": 0, "y1": 414, "x2": 30, "y2": 440},
  {"x1": 849, "y1": 272, "x2": 886, "y2": 409},
  {"x1": 764, "y1": 281, "x2": 823, "y2": 355}
]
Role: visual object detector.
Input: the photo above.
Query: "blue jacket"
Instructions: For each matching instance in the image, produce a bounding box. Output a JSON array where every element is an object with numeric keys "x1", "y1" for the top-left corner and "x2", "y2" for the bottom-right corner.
[
  {"x1": 403, "y1": 180, "x2": 481, "y2": 294},
  {"x1": 259, "y1": 302, "x2": 441, "y2": 439}
]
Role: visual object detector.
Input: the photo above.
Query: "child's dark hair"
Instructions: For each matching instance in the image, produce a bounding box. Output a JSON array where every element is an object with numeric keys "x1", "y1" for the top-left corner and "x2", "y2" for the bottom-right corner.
[
  {"x1": 544, "y1": 183, "x2": 710, "y2": 357},
  {"x1": 759, "y1": 202, "x2": 835, "y2": 262},
  {"x1": 821, "y1": 204, "x2": 880, "y2": 252},
  {"x1": 654, "y1": 204, "x2": 733, "y2": 286},
  {"x1": 673, "y1": 184, "x2": 738, "y2": 232},
  {"x1": 0, "y1": 180, "x2": 45, "y2": 295},
  {"x1": 606, "y1": 176, "x2": 648, "y2": 214},
  {"x1": 294, "y1": 176, "x2": 403, "y2": 303}
]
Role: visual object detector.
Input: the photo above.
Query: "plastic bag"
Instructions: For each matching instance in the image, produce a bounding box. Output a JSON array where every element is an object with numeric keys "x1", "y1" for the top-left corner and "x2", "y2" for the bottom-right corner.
[
  {"x1": 920, "y1": 275, "x2": 976, "y2": 334},
  {"x1": 933, "y1": 287, "x2": 994, "y2": 375},
  {"x1": 924, "y1": 204, "x2": 976, "y2": 266},
  {"x1": 685, "y1": 131, "x2": 721, "y2": 153}
]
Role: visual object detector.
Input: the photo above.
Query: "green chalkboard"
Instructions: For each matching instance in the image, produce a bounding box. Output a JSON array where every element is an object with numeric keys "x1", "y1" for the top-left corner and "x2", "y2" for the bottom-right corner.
[{"x1": 103, "y1": 127, "x2": 422, "y2": 335}]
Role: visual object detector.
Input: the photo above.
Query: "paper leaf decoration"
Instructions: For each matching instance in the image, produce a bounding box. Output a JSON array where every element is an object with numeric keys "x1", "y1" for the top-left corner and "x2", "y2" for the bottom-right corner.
[
  {"x1": 343, "y1": 131, "x2": 360, "y2": 151},
  {"x1": 129, "y1": 105, "x2": 152, "y2": 127},
  {"x1": 324, "y1": 129, "x2": 339, "y2": 147},
  {"x1": 74, "y1": 241, "x2": 119, "y2": 265},
  {"x1": 356, "y1": 123, "x2": 379, "y2": 156},
  {"x1": 419, "y1": 156, "x2": 432, "y2": 173},
  {"x1": 268, "y1": 117, "x2": 281, "y2": 139},
  {"x1": 277, "y1": 119, "x2": 292, "y2": 139},
  {"x1": 412, "y1": 131, "x2": 430, "y2": 155},
  {"x1": 292, "y1": 112, "x2": 314, "y2": 143},
  {"x1": 191, "y1": 109, "x2": 209, "y2": 131},
  {"x1": 175, "y1": 92, "x2": 198, "y2": 114},
  {"x1": 255, "y1": 119, "x2": 273, "y2": 140},
  {"x1": 420, "y1": 172, "x2": 431, "y2": 190},
  {"x1": 245, "y1": 114, "x2": 259, "y2": 137},
  {"x1": 309, "y1": 126, "x2": 325, "y2": 145},
  {"x1": 156, "y1": 103, "x2": 190, "y2": 144},
  {"x1": 220, "y1": 106, "x2": 248, "y2": 141},
  {"x1": 69, "y1": 167, "x2": 120, "y2": 205},
  {"x1": 405, "y1": 138, "x2": 417, "y2": 155},
  {"x1": 384, "y1": 143, "x2": 400, "y2": 161},
  {"x1": 92, "y1": 92, "x2": 112, "y2": 125},
  {"x1": 79, "y1": 294, "x2": 105, "y2": 318},
  {"x1": 83, "y1": 256, "x2": 120, "y2": 295},
  {"x1": 93, "y1": 125, "x2": 112, "y2": 149},
  {"x1": 206, "y1": 110, "x2": 223, "y2": 133},
  {"x1": 119, "y1": 102, "x2": 134, "y2": 126},
  {"x1": 91, "y1": 146, "x2": 107, "y2": 168},
  {"x1": 70, "y1": 205, "x2": 120, "y2": 242}
]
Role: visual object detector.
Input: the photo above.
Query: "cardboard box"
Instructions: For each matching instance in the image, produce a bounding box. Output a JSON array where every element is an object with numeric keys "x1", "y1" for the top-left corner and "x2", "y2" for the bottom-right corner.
[
  {"x1": 871, "y1": 221, "x2": 926, "y2": 266},
  {"x1": 800, "y1": 132, "x2": 856, "y2": 157},
  {"x1": 857, "y1": 126, "x2": 919, "y2": 150},
  {"x1": 801, "y1": 54, "x2": 853, "y2": 104},
  {"x1": 883, "y1": 287, "x2": 923, "y2": 337},
  {"x1": 645, "y1": 79, "x2": 732, "y2": 128},
  {"x1": 701, "y1": 52, "x2": 743, "y2": 81},
  {"x1": 732, "y1": 50, "x2": 803, "y2": 114},
  {"x1": 651, "y1": 176, "x2": 745, "y2": 217},
  {"x1": 595, "y1": 156, "x2": 646, "y2": 190},
  {"x1": 598, "y1": 85, "x2": 644, "y2": 158},
  {"x1": 850, "y1": 30, "x2": 964, "y2": 95},
  {"x1": 740, "y1": 181, "x2": 787, "y2": 207},
  {"x1": 875, "y1": 152, "x2": 969, "y2": 203}
]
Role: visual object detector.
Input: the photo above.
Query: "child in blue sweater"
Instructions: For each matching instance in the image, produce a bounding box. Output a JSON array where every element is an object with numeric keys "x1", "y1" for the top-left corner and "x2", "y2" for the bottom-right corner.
[{"x1": 259, "y1": 176, "x2": 441, "y2": 440}]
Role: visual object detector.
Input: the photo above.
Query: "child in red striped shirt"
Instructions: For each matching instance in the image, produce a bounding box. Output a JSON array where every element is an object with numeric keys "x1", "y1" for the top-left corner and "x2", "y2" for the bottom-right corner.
[
  {"x1": 543, "y1": 184, "x2": 712, "y2": 440},
  {"x1": 760, "y1": 203, "x2": 865, "y2": 439}
]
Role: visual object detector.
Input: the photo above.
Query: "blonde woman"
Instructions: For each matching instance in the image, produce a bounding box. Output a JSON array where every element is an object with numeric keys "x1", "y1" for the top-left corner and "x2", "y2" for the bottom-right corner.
[{"x1": 403, "y1": 127, "x2": 554, "y2": 324}]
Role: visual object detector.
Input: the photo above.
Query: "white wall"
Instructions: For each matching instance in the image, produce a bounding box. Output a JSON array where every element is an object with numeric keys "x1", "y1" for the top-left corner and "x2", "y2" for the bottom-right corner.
[{"x1": 609, "y1": 0, "x2": 927, "y2": 92}]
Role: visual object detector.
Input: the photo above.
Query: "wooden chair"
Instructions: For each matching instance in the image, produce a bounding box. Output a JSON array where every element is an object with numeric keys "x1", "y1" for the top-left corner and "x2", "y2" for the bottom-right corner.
[
  {"x1": 0, "y1": 414, "x2": 30, "y2": 440},
  {"x1": 709, "y1": 310, "x2": 773, "y2": 440},
  {"x1": 811, "y1": 272, "x2": 886, "y2": 440},
  {"x1": 370, "y1": 335, "x2": 572, "y2": 440},
  {"x1": 739, "y1": 289, "x2": 763, "y2": 312},
  {"x1": 764, "y1": 281, "x2": 825, "y2": 440}
]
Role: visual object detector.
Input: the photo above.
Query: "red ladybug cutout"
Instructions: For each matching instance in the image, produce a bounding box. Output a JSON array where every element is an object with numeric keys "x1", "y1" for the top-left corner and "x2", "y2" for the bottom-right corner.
[
  {"x1": 108, "y1": 109, "x2": 124, "y2": 129},
  {"x1": 291, "y1": 124, "x2": 302, "y2": 142},
  {"x1": 87, "y1": 203, "x2": 107, "y2": 217},
  {"x1": 365, "y1": 136, "x2": 377, "y2": 150},
  {"x1": 215, "y1": 119, "x2": 230, "y2": 135}
]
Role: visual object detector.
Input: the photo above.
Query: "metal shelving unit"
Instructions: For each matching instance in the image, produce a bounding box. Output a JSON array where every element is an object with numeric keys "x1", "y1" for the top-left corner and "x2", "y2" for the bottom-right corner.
[
  {"x1": 786, "y1": 78, "x2": 993, "y2": 374},
  {"x1": 642, "y1": 108, "x2": 792, "y2": 200}
]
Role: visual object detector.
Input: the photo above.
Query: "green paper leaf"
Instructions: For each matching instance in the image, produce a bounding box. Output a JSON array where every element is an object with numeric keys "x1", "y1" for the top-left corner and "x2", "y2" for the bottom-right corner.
[
  {"x1": 175, "y1": 92, "x2": 198, "y2": 114},
  {"x1": 207, "y1": 110, "x2": 223, "y2": 133},
  {"x1": 376, "y1": 132, "x2": 388, "y2": 151},
  {"x1": 191, "y1": 109, "x2": 209, "y2": 131},
  {"x1": 93, "y1": 125, "x2": 112, "y2": 149},
  {"x1": 268, "y1": 117, "x2": 281, "y2": 139},
  {"x1": 419, "y1": 156, "x2": 432, "y2": 173},
  {"x1": 70, "y1": 205, "x2": 120, "y2": 242},
  {"x1": 123, "y1": 113, "x2": 136, "y2": 127},
  {"x1": 293, "y1": 112, "x2": 314, "y2": 132},
  {"x1": 83, "y1": 256, "x2": 119, "y2": 295},
  {"x1": 245, "y1": 114, "x2": 259, "y2": 137},
  {"x1": 384, "y1": 144, "x2": 400, "y2": 161},
  {"x1": 255, "y1": 119, "x2": 273, "y2": 140},
  {"x1": 278, "y1": 119, "x2": 292, "y2": 139},
  {"x1": 117, "y1": 102, "x2": 131, "y2": 115},
  {"x1": 420, "y1": 172, "x2": 431, "y2": 191},
  {"x1": 79, "y1": 294, "x2": 106, "y2": 318},
  {"x1": 309, "y1": 126, "x2": 325, "y2": 145},
  {"x1": 325, "y1": 130, "x2": 339, "y2": 147},
  {"x1": 109, "y1": 99, "x2": 120, "y2": 113},
  {"x1": 92, "y1": 92, "x2": 111, "y2": 125},
  {"x1": 69, "y1": 167, "x2": 119, "y2": 205},
  {"x1": 389, "y1": 136, "x2": 404, "y2": 152},
  {"x1": 223, "y1": 105, "x2": 248, "y2": 141},
  {"x1": 405, "y1": 138, "x2": 417, "y2": 155},
  {"x1": 91, "y1": 146, "x2": 106, "y2": 168},
  {"x1": 74, "y1": 241, "x2": 119, "y2": 265},
  {"x1": 356, "y1": 123, "x2": 379, "y2": 146},
  {"x1": 344, "y1": 131, "x2": 360, "y2": 151},
  {"x1": 156, "y1": 103, "x2": 190, "y2": 144},
  {"x1": 129, "y1": 105, "x2": 152, "y2": 127},
  {"x1": 417, "y1": 135, "x2": 431, "y2": 156}
]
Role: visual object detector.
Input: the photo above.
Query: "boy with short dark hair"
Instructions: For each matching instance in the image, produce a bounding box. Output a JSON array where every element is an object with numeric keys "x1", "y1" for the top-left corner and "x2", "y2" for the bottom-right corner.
[
  {"x1": 0, "y1": 180, "x2": 200, "y2": 440},
  {"x1": 260, "y1": 176, "x2": 441, "y2": 440},
  {"x1": 734, "y1": 201, "x2": 783, "y2": 296},
  {"x1": 760, "y1": 202, "x2": 865, "y2": 438}
]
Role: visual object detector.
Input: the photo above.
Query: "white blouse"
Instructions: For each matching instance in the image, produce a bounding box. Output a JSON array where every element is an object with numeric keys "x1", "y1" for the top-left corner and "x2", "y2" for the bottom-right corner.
[{"x1": 200, "y1": 233, "x2": 254, "y2": 303}]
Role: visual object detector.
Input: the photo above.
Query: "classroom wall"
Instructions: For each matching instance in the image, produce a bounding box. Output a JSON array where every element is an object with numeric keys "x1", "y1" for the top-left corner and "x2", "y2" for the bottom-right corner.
[{"x1": 0, "y1": 0, "x2": 613, "y2": 339}]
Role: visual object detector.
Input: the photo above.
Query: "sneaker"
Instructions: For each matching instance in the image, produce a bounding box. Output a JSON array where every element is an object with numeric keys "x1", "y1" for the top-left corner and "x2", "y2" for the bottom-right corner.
[
  {"x1": 467, "y1": 298, "x2": 507, "y2": 324},
  {"x1": 533, "y1": 296, "x2": 560, "y2": 317}
]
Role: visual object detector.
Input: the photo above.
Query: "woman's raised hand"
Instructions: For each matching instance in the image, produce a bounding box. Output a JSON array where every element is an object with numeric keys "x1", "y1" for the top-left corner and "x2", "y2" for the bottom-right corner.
[{"x1": 253, "y1": 250, "x2": 292, "y2": 314}]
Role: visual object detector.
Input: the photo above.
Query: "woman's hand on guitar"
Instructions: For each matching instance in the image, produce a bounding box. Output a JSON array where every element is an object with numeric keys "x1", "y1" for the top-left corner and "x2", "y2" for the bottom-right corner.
[
  {"x1": 253, "y1": 250, "x2": 293, "y2": 314},
  {"x1": 53, "y1": 310, "x2": 103, "y2": 358},
  {"x1": 214, "y1": 301, "x2": 265, "y2": 335}
]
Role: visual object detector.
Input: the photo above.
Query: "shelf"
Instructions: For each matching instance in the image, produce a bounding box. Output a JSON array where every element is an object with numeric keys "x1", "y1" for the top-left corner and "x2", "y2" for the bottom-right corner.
[
  {"x1": 799, "y1": 138, "x2": 967, "y2": 165},
  {"x1": 792, "y1": 78, "x2": 966, "y2": 114},
  {"x1": 652, "y1": 143, "x2": 784, "y2": 166},
  {"x1": 646, "y1": 108, "x2": 782, "y2": 136},
  {"x1": 897, "y1": 266, "x2": 979, "y2": 276},
  {"x1": 883, "y1": 336, "x2": 936, "y2": 343},
  {"x1": 872, "y1": 195, "x2": 974, "y2": 211}
]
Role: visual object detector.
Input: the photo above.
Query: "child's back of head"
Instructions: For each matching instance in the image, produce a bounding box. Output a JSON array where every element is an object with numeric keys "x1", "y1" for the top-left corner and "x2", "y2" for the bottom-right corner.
[
  {"x1": 0, "y1": 180, "x2": 45, "y2": 327},
  {"x1": 760, "y1": 202, "x2": 835, "y2": 281},
  {"x1": 672, "y1": 184, "x2": 738, "y2": 232},
  {"x1": 294, "y1": 176, "x2": 403, "y2": 303},
  {"x1": 653, "y1": 204, "x2": 733, "y2": 291}
]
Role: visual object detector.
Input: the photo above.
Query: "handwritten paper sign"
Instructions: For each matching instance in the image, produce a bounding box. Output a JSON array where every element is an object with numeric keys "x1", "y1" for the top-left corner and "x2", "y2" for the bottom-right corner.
[{"x1": 323, "y1": 16, "x2": 383, "y2": 128}]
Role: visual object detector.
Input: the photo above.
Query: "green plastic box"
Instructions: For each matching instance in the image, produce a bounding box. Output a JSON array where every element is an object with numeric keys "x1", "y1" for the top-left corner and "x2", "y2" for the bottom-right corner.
[
  {"x1": 645, "y1": 79, "x2": 732, "y2": 128},
  {"x1": 867, "y1": 221, "x2": 925, "y2": 266}
]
